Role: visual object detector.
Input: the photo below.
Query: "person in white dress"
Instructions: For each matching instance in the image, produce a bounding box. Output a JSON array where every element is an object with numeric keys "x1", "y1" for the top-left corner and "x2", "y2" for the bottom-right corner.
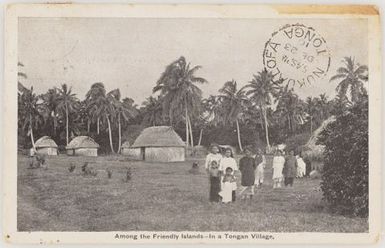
[
  {"x1": 254, "y1": 148, "x2": 266, "y2": 188},
  {"x1": 296, "y1": 154, "x2": 306, "y2": 178},
  {"x1": 219, "y1": 147, "x2": 238, "y2": 201},
  {"x1": 272, "y1": 150, "x2": 285, "y2": 189},
  {"x1": 218, "y1": 167, "x2": 237, "y2": 203}
]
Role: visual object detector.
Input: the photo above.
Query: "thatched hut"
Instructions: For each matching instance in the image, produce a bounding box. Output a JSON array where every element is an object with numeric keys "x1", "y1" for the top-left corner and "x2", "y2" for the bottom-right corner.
[
  {"x1": 131, "y1": 126, "x2": 185, "y2": 162},
  {"x1": 302, "y1": 116, "x2": 336, "y2": 160},
  {"x1": 66, "y1": 136, "x2": 99, "y2": 156},
  {"x1": 34, "y1": 136, "x2": 58, "y2": 155}
]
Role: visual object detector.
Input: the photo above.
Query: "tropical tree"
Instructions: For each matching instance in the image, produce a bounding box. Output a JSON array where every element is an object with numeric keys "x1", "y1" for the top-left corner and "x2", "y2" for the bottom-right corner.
[
  {"x1": 107, "y1": 89, "x2": 138, "y2": 153},
  {"x1": 86, "y1": 82, "x2": 107, "y2": 134},
  {"x1": 153, "y1": 56, "x2": 207, "y2": 147},
  {"x1": 275, "y1": 85, "x2": 305, "y2": 134},
  {"x1": 305, "y1": 97, "x2": 319, "y2": 134},
  {"x1": 18, "y1": 84, "x2": 45, "y2": 151},
  {"x1": 41, "y1": 88, "x2": 60, "y2": 136},
  {"x1": 141, "y1": 96, "x2": 163, "y2": 127},
  {"x1": 56, "y1": 84, "x2": 79, "y2": 145},
  {"x1": 218, "y1": 80, "x2": 248, "y2": 151},
  {"x1": 330, "y1": 57, "x2": 368, "y2": 103},
  {"x1": 245, "y1": 69, "x2": 281, "y2": 149}
]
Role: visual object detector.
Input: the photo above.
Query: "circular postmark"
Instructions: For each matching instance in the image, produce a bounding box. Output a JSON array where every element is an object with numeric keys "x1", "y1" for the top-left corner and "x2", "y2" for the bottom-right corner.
[{"x1": 263, "y1": 23, "x2": 331, "y2": 87}]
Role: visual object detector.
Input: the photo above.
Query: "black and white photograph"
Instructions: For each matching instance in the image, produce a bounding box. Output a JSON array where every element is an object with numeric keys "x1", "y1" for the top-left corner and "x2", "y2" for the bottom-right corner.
[{"x1": 3, "y1": 4, "x2": 382, "y2": 244}]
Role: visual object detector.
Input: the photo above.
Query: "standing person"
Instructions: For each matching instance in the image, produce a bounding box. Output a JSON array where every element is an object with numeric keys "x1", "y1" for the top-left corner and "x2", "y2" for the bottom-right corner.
[
  {"x1": 272, "y1": 150, "x2": 285, "y2": 189},
  {"x1": 205, "y1": 144, "x2": 223, "y2": 202},
  {"x1": 218, "y1": 167, "x2": 237, "y2": 203},
  {"x1": 296, "y1": 153, "x2": 306, "y2": 178},
  {"x1": 254, "y1": 148, "x2": 266, "y2": 188},
  {"x1": 239, "y1": 146, "x2": 257, "y2": 200},
  {"x1": 303, "y1": 153, "x2": 312, "y2": 177},
  {"x1": 219, "y1": 147, "x2": 238, "y2": 202},
  {"x1": 283, "y1": 150, "x2": 298, "y2": 187}
]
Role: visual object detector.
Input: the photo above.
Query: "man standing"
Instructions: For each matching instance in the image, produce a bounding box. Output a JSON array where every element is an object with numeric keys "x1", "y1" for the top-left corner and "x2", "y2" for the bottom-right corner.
[{"x1": 254, "y1": 148, "x2": 266, "y2": 188}]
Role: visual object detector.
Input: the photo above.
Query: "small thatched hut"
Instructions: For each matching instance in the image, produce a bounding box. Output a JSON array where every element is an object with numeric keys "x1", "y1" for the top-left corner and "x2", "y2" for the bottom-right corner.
[
  {"x1": 66, "y1": 136, "x2": 99, "y2": 156},
  {"x1": 131, "y1": 126, "x2": 185, "y2": 162},
  {"x1": 34, "y1": 136, "x2": 58, "y2": 155}
]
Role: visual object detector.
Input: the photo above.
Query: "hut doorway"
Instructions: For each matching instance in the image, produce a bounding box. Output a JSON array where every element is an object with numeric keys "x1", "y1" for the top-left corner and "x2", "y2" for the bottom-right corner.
[{"x1": 141, "y1": 147, "x2": 145, "y2": 160}]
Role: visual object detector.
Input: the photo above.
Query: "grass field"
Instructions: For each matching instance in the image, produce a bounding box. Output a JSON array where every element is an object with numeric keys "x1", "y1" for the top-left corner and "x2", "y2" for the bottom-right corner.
[{"x1": 17, "y1": 154, "x2": 368, "y2": 232}]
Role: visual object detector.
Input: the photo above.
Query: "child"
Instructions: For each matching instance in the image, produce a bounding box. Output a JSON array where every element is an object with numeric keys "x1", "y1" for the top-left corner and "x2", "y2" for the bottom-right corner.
[
  {"x1": 219, "y1": 147, "x2": 238, "y2": 201},
  {"x1": 254, "y1": 148, "x2": 266, "y2": 188},
  {"x1": 218, "y1": 167, "x2": 237, "y2": 203},
  {"x1": 239, "y1": 146, "x2": 257, "y2": 200},
  {"x1": 205, "y1": 144, "x2": 223, "y2": 202},
  {"x1": 272, "y1": 150, "x2": 285, "y2": 189}
]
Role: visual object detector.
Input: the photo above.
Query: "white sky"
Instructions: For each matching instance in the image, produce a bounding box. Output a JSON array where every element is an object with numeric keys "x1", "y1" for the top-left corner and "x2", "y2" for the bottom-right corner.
[{"x1": 18, "y1": 17, "x2": 368, "y2": 105}]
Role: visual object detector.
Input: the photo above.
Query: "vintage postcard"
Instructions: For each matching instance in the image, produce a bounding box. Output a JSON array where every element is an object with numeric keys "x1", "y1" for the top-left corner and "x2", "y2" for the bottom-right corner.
[{"x1": 3, "y1": 4, "x2": 382, "y2": 244}]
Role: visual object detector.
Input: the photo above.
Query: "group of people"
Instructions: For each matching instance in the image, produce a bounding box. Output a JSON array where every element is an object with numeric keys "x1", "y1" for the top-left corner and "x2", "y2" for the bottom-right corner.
[{"x1": 204, "y1": 144, "x2": 311, "y2": 203}]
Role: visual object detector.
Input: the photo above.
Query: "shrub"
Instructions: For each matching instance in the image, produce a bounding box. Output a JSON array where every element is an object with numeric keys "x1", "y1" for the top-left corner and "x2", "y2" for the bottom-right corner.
[{"x1": 317, "y1": 96, "x2": 368, "y2": 217}]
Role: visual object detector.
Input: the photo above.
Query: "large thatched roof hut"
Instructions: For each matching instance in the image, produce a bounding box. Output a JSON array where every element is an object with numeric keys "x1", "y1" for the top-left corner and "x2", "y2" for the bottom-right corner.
[
  {"x1": 302, "y1": 116, "x2": 336, "y2": 160},
  {"x1": 66, "y1": 136, "x2": 99, "y2": 156},
  {"x1": 34, "y1": 136, "x2": 58, "y2": 155},
  {"x1": 131, "y1": 126, "x2": 185, "y2": 162}
]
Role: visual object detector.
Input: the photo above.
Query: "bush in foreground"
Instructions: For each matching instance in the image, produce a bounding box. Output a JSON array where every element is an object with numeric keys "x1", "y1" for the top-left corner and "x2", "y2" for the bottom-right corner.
[{"x1": 318, "y1": 96, "x2": 368, "y2": 217}]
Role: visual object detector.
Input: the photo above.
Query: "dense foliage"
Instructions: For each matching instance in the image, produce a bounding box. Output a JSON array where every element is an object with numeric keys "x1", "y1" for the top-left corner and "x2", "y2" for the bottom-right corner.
[
  {"x1": 318, "y1": 95, "x2": 368, "y2": 217},
  {"x1": 18, "y1": 56, "x2": 367, "y2": 156}
]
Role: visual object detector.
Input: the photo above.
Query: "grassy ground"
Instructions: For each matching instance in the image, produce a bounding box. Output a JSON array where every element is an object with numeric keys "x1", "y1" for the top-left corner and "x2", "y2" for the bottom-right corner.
[{"x1": 17, "y1": 154, "x2": 368, "y2": 232}]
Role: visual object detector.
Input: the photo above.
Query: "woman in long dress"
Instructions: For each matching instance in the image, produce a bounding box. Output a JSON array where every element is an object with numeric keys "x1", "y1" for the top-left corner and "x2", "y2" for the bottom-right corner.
[
  {"x1": 239, "y1": 147, "x2": 257, "y2": 200},
  {"x1": 205, "y1": 144, "x2": 223, "y2": 202},
  {"x1": 219, "y1": 147, "x2": 238, "y2": 201},
  {"x1": 296, "y1": 154, "x2": 306, "y2": 178},
  {"x1": 272, "y1": 150, "x2": 285, "y2": 189}
]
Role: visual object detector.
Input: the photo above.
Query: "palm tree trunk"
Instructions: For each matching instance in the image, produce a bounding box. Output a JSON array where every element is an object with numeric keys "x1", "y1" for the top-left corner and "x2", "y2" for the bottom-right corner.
[
  {"x1": 310, "y1": 116, "x2": 313, "y2": 134},
  {"x1": 188, "y1": 115, "x2": 194, "y2": 147},
  {"x1": 87, "y1": 119, "x2": 90, "y2": 133},
  {"x1": 118, "y1": 113, "x2": 122, "y2": 154},
  {"x1": 198, "y1": 128, "x2": 203, "y2": 146},
  {"x1": 106, "y1": 115, "x2": 115, "y2": 154},
  {"x1": 185, "y1": 104, "x2": 189, "y2": 147},
  {"x1": 97, "y1": 117, "x2": 100, "y2": 134},
  {"x1": 236, "y1": 119, "x2": 243, "y2": 152},
  {"x1": 263, "y1": 107, "x2": 270, "y2": 149},
  {"x1": 29, "y1": 115, "x2": 36, "y2": 152},
  {"x1": 65, "y1": 103, "x2": 69, "y2": 145}
]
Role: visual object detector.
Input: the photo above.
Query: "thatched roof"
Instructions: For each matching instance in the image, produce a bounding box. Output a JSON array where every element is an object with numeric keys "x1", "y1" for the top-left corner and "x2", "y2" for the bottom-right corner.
[
  {"x1": 66, "y1": 136, "x2": 99, "y2": 149},
  {"x1": 132, "y1": 126, "x2": 185, "y2": 148},
  {"x1": 35, "y1": 136, "x2": 58, "y2": 148},
  {"x1": 121, "y1": 141, "x2": 131, "y2": 148},
  {"x1": 303, "y1": 116, "x2": 336, "y2": 158},
  {"x1": 305, "y1": 116, "x2": 336, "y2": 149}
]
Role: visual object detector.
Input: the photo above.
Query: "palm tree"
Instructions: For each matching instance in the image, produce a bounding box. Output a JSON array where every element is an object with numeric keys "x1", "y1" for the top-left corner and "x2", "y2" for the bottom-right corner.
[
  {"x1": 305, "y1": 97, "x2": 319, "y2": 134},
  {"x1": 245, "y1": 69, "x2": 281, "y2": 149},
  {"x1": 330, "y1": 57, "x2": 368, "y2": 103},
  {"x1": 41, "y1": 88, "x2": 60, "y2": 136},
  {"x1": 86, "y1": 82, "x2": 106, "y2": 134},
  {"x1": 107, "y1": 89, "x2": 138, "y2": 153},
  {"x1": 218, "y1": 80, "x2": 248, "y2": 151},
  {"x1": 275, "y1": 85, "x2": 305, "y2": 134},
  {"x1": 141, "y1": 96, "x2": 163, "y2": 127},
  {"x1": 56, "y1": 84, "x2": 78, "y2": 145},
  {"x1": 18, "y1": 84, "x2": 44, "y2": 151},
  {"x1": 153, "y1": 56, "x2": 207, "y2": 147}
]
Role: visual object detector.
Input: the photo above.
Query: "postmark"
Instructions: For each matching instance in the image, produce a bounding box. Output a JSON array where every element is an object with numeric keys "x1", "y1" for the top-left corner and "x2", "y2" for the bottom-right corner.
[{"x1": 263, "y1": 23, "x2": 331, "y2": 87}]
